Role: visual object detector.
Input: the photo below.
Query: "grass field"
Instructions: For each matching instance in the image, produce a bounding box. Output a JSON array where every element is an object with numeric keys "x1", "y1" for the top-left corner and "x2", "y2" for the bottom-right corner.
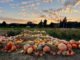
[{"x1": 0, "y1": 27, "x2": 80, "y2": 40}]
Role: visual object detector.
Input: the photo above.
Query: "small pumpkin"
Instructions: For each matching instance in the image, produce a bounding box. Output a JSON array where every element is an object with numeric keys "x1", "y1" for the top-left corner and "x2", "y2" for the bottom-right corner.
[
  {"x1": 34, "y1": 52, "x2": 39, "y2": 56},
  {"x1": 70, "y1": 40, "x2": 76, "y2": 44},
  {"x1": 43, "y1": 46, "x2": 50, "y2": 52},
  {"x1": 11, "y1": 45, "x2": 17, "y2": 51},
  {"x1": 67, "y1": 44, "x2": 72, "y2": 51},
  {"x1": 32, "y1": 45, "x2": 38, "y2": 50},
  {"x1": 72, "y1": 44, "x2": 77, "y2": 48},
  {"x1": 7, "y1": 41, "x2": 13, "y2": 49},
  {"x1": 24, "y1": 44, "x2": 31, "y2": 50},
  {"x1": 27, "y1": 47, "x2": 33, "y2": 54},
  {"x1": 70, "y1": 51, "x2": 75, "y2": 56},
  {"x1": 65, "y1": 51, "x2": 70, "y2": 56}
]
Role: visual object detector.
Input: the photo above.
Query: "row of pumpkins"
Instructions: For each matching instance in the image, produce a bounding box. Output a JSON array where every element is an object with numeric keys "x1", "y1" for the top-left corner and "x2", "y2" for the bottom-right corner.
[
  {"x1": 22, "y1": 38, "x2": 80, "y2": 56},
  {"x1": 0, "y1": 30, "x2": 80, "y2": 56}
]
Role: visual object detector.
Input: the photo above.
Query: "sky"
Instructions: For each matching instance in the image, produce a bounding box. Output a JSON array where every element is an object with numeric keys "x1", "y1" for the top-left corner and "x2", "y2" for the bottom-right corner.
[{"x1": 0, "y1": 0, "x2": 80, "y2": 24}]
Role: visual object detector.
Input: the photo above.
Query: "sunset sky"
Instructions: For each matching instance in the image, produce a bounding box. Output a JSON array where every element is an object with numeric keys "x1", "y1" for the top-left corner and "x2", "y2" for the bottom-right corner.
[{"x1": 0, "y1": 0, "x2": 80, "y2": 24}]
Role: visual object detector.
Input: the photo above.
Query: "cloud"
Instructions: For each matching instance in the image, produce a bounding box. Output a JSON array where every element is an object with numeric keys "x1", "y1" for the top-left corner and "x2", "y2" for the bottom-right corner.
[
  {"x1": 21, "y1": 1, "x2": 33, "y2": 5},
  {"x1": 43, "y1": 0, "x2": 53, "y2": 3},
  {"x1": 21, "y1": 2, "x2": 40, "y2": 9},
  {"x1": 0, "y1": 16, "x2": 27, "y2": 24},
  {"x1": 0, "y1": 0, "x2": 13, "y2": 3},
  {"x1": 10, "y1": 3, "x2": 19, "y2": 8},
  {"x1": 39, "y1": 15, "x2": 47, "y2": 18},
  {"x1": 42, "y1": 9, "x2": 64, "y2": 21},
  {"x1": 59, "y1": 0, "x2": 80, "y2": 7}
]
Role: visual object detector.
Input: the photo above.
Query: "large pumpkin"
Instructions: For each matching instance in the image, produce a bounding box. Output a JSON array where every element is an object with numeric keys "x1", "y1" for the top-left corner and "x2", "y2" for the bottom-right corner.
[
  {"x1": 58, "y1": 43, "x2": 67, "y2": 51},
  {"x1": 27, "y1": 47, "x2": 33, "y2": 54},
  {"x1": 43, "y1": 46, "x2": 50, "y2": 52}
]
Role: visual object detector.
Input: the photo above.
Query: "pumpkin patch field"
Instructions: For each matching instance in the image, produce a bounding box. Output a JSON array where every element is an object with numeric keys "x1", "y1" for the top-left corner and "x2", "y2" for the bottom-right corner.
[{"x1": 0, "y1": 29, "x2": 80, "y2": 60}]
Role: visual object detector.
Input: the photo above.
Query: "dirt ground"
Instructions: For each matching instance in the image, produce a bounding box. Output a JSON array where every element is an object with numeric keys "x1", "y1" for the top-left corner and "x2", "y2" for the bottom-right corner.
[{"x1": 0, "y1": 52, "x2": 80, "y2": 60}]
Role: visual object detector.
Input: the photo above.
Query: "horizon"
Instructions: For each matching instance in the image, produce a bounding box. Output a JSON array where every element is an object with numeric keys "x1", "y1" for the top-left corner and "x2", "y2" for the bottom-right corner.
[{"x1": 0, "y1": 0, "x2": 80, "y2": 24}]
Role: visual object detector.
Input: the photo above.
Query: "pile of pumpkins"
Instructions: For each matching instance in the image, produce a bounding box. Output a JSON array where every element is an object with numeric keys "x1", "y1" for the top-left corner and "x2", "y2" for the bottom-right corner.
[
  {"x1": 0, "y1": 30, "x2": 80, "y2": 57},
  {"x1": 22, "y1": 39, "x2": 80, "y2": 56},
  {"x1": 0, "y1": 38, "x2": 24, "y2": 53}
]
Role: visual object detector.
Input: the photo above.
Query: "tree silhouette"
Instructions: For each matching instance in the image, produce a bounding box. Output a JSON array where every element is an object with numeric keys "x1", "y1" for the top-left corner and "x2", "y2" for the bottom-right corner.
[
  {"x1": 1, "y1": 21, "x2": 7, "y2": 27},
  {"x1": 43, "y1": 19, "x2": 47, "y2": 27},
  {"x1": 38, "y1": 20, "x2": 43, "y2": 28}
]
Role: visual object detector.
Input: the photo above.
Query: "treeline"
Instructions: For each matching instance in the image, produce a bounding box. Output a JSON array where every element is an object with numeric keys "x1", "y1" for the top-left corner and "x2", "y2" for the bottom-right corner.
[{"x1": 0, "y1": 17, "x2": 80, "y2": 28}]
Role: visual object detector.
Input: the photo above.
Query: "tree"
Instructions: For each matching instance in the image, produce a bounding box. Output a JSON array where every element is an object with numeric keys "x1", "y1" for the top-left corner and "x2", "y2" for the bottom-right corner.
[
  {"x1": 1, "y1": 21, "x2": 7, "y2": 27},
  {"x1": 38, "y1": 20, "x2": 43, "y2": 28},
  {"x1": 43, "y1": 19, "x2": 47, "y2": 27}
]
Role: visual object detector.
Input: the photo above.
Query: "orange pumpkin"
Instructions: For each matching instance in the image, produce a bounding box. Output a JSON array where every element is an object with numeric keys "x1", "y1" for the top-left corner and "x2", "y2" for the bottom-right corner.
[
  {"x1": 27, "y1": 47, "x2": 33, "y2": 54},
  {"x1": 70, "y1": 40, "x2": 76, "y2": 44},
  {"x1": 32, "y1": 45, "x2": 37, "y2": 50},
  {"x1": 60, "y1": 40, "x2": 68, "y2": 45},
  {"x1": 72, "y1": 44, "x2": 78, "y2": 48},
  {"x1": 11, "y1": 45, "x2": 17, "y2": 51},
  {"x1": 67, "y1": 44, "x2": 72, "y2": 51},
  {"x1": 58, "y1": 43, "x2": 67, "y2": 51},
  {"x1": 43, "y1": 46, "x2": 50, "y2": 52}
]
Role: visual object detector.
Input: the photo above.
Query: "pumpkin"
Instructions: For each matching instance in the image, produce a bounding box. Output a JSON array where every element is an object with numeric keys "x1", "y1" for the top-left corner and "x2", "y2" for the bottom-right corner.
[
  {"x1": 32, "y1": 45, "x2": 38, "y2": 50},
  {"x1": 70, "y1": 40, "x2": 76, "y2": 44},
  {"x1": 52, "y1": 52, "x2": 56, "y2": 56},
  {"x1": 67, "y1": 44, "x2": 72, "y2": 51},
  {"x1": 34, "y1": 52, "x2": 39, "y2": 56},
  {"x1": 60, "y1": 40, "x2": 68, "y2": 45},
  {"x1": 70, "y1": 51, "x2": 75, "y2": 56},
  {"x1": 43, "y1": 46, "x2": 50, "y2": 52},
  {"x1": 11, "y1": 45, "x2": 17, "y2": 51},
  {"x1": 24, "y1": 44, "x2": 31, "y2": 50},
  {"x1": 50, "y1": 51, "x2": 53, "y2": 55},
  {"x1": 27, "y1": 47, "x2": 33, "y2": 54},
  {"x1": 7, "y1": 41, "x2": 13, "y2": 49},
  {"x1": 78, "y1": 44, "x2": 80, "y2": 48},
  {"x1": 58, "y1": 43, "x2": 67, "y2": 51},
  {"x1": 79, "y1": 40, "x2": 80, "y2": 44},
  {"x1": 62, "y1": 51, "x2": 67, "y2": 56},
  {"x1": 65, "y1": 51, "x2": 70, "y2": 56},
  {"x1": 72, "y1": 44, "x2": 77, "y2": 48}
]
